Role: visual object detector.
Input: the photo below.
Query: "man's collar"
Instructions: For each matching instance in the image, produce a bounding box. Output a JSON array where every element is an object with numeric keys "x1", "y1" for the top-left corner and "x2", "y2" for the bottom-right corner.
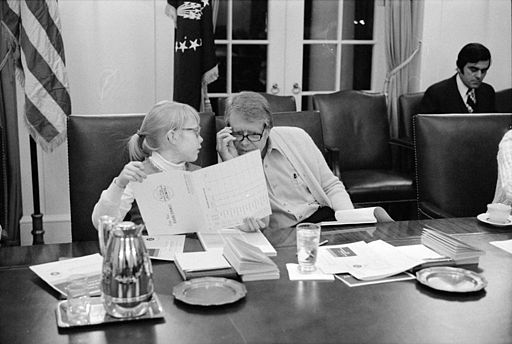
[{"x1": 456, "y1": 73, "x2": 471, "y2": 99}]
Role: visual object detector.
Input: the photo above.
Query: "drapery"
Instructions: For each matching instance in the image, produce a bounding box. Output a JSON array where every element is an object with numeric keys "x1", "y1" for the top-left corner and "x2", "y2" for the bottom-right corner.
[
  {"x1": 384, "y1": 0, "x2": 423, "y2": 138},
  {"x1": 0, "y1": 21, "x2": 22, "y2": 246}
]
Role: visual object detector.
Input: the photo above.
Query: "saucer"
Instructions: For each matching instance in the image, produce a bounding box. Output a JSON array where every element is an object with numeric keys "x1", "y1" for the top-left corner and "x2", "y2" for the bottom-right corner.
[{"x1": 477, "y1": 213, "x2": 512, "y2": 227}]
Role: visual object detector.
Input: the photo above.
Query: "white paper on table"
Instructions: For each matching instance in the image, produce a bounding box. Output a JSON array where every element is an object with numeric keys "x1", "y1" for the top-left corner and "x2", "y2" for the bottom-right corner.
[
  {"x1": 198, "y1": 228, "x2": 277, "y2": 256},
  {"x1": 174, "y1": 249, "x2": 231, "y2": 271},
  {"x1": 132, "y1": 150, "x2": 271, "y2": 235},
  {"x1": 335, "y1": 272, "x2": 415, "y2": 287},
  {"x1": 29, "y1": 254, "x2": 103, "y2": 297},
  {"x1": 286, "y1": 263, "x2": 334, "y2": 281},
  {"x1": 319, "y1": 207, "x2": 392, "y2": 226},
  {"x1": 490, "y1": 239, "x2": 512, "y2": 254},
  {"x1": 143, "y1": 234, "x2": 185, "y2": 261},
  {"x1": 396, "y1": 244, "x2": 447, "y2": 261},
  {"x1": 316, "y1": 240, "x2": 424, "y2": 281}
]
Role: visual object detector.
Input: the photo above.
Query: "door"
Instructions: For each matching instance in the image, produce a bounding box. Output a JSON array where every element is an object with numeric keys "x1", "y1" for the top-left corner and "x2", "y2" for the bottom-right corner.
[{"x1": 209, "y1": 0, "x2": 380, "y2": 111}]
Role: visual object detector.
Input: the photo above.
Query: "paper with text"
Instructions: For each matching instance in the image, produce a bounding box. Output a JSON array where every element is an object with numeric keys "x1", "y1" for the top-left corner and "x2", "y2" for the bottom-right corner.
[
  {"x1": 132, "y1": 150, "x2": 271, "y2": 235},
  {"x1": 143, "y1": 234, "x2": 185, "y2": 261}
]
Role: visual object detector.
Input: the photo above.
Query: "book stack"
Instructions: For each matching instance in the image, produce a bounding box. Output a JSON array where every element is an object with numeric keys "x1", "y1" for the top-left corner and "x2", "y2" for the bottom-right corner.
[
  {"x1": 223, "y1": 237, "x2": 280, "y2": 282},
  {"x1": 174, "y1": 250, "x2": 237, "y2": 280},
  {"x1": 421, "y1": 228, "x2": 485, "y2": 265}
]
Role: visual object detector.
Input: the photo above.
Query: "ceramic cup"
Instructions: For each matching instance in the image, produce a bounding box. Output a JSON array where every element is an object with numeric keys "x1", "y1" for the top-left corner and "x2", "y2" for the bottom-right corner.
[{"x1": 487, "y1": 203, "x2": 511, "y2": 224}]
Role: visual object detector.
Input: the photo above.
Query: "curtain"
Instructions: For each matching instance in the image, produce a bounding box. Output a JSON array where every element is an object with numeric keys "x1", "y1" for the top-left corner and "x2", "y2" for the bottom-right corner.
[
  {"x1": 384, "y1": 0, "x2": 424, "y2": 138},
  {"x1": 0, "y1": 22, "x2": 22, "y2": 246}
]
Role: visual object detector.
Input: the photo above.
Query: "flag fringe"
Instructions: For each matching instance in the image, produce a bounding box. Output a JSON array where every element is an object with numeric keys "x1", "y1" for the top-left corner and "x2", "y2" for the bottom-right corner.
[
  {"x1": 23, "y1": 114, "x2": 67, "y2": 153},
  {"x1": 202, "y1": 64, "x2": 219, "y2": 85}
]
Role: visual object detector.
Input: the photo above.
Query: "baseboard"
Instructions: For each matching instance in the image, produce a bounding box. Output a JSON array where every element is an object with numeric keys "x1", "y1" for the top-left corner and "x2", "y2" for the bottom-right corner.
[{"x1": 20, "y1": 214, "x2": 72, "y2": 246}]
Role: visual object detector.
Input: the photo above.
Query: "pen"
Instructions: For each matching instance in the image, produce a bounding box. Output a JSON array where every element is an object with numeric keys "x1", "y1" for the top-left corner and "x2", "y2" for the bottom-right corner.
[{"x1": 319, "y1": 239, "x2": 328, "y2": 246}]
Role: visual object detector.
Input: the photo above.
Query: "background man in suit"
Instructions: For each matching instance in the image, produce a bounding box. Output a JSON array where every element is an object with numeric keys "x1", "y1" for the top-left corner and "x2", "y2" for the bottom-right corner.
[{"x1": 420, "y1": 43, "x2": 496, "y2": 114}]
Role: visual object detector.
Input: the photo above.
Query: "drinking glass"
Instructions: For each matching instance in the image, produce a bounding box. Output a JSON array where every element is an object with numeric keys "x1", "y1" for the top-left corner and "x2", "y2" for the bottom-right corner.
[
  {"x1": 65, "y1": 274, "x2": 91, "y2": 324},
  {"x1": 296, "y1": 223, "x2": 321, "y2": 273}
]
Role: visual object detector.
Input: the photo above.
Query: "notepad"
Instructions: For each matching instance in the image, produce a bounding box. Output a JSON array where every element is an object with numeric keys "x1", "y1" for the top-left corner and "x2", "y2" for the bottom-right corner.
[
  {"x1": 174, "y1": 250, "x2": 236, "y2": 280},
  {"x1": 223, "y1": 237, "x2": 279, "y2": 282}
]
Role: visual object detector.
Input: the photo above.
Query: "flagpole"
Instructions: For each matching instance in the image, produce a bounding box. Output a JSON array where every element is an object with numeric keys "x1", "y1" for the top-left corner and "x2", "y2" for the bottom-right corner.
[{"x1": 30, "y1": 136, "x2": 44, "y2": 245}]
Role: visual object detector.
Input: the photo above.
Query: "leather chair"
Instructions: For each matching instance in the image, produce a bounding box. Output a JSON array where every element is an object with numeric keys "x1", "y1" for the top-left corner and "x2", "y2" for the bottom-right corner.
[
  {"x1": 313, "y1": 90, "x2": 416, "y2": 216},
  {"x1": 398, "y1": 92, "x2": 424, "y2": 143},
  {"x1": 68, "y1": 112, "x2": 217, "y2": 241},
  {"x1": 215, "y1": 93, "x2": 297, "y2": 117},
  {"x1": 272, "y1": 111, "x2": 324, "y2": 152},
  {"x1": 414, "y1": 113, "x2": 512, "y2": 219},
  {"x1": 496, "y1": 88, "x2": 512, "y2": 113}
]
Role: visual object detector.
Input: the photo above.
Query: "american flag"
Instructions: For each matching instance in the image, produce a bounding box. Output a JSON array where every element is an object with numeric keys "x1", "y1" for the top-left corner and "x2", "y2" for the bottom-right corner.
[{"x1": 1, "y1": 0, "x2": 71, "y2": 152}]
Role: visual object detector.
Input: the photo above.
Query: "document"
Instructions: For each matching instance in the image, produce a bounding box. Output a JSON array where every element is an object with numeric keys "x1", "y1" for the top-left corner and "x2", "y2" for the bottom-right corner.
[
  {"x1": 29, "y1": 254, "x2": 103, "y2": 297},
  {"x1": 286, "y1": 263, "x2": 334, "y2": 281},
  {"x1": 316, "y1": 240, "x2": 423, "y2": 281},
  {"x1": 335, "y1": 272, "x2": 415, "y2": 287},
  {"x1": 490, "y1": 239, "x2": 512, "y2": 255},
  {"x1": 174, "y1": 250, "x2": 236, "y2": 280},
  {"x1": 143, "y1": 234, "x2": 185, "y2": 261},
  {"x1": 132, "y1": 150, "x2": 271, "y2": 235},
  {"x1": 198, "y1": 228, "x2": 277, "y2": 256},
  {"x1": 318, "y1": 207, "x2": 392, "y2": 226}
]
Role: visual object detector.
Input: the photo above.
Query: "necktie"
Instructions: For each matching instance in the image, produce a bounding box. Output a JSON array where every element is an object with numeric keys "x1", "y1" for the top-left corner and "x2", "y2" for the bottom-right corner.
[{"x1": 466, "y1": 89, "x2": 476, "y2": 113}]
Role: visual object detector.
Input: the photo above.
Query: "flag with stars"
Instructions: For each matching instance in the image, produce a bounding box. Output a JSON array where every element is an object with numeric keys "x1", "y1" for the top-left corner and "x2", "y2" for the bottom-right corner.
[{"x1": 168, "y1": 0, "x2": 218, "y2": 111}]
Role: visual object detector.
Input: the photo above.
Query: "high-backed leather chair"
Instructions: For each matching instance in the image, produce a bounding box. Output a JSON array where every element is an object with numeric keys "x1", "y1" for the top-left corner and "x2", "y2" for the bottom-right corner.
[
  {"x1": 215, "y1": 93, "x2": 297, "y2": 117},
  {"x1": 68, "y1": 112, "x2": 216, "y2": 241},
  {"x1": 414, "y1": 113, "x2": 512, "y2": 219},
  {"x1": 398, "y1": 92, "x2": 424, "y2": 142},
  {"x1": 313, "y1": 91, "x2": 415, "y2": 213},
  {"x1": 496, "y1": 88, "x2": 512, "y2": 113},
  {"x1": 272, "y1": 111, "x2": 324, "y2": 152}
]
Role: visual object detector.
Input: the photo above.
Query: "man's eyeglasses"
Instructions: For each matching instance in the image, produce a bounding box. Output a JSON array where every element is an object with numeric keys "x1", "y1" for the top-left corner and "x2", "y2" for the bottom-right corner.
[
  {"x1": 231, "y1": 130, "x2": 265, "y2": 143},
  {"x1": 181, "y1": 126, "x2": 201, "y2": 137}
]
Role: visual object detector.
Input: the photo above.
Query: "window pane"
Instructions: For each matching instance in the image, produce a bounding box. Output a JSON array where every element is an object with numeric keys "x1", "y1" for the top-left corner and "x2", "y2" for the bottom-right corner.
[
  {"x1": 303, "y1": 44, "x2": 336, "y2": 92},
  {"x1": 340, "y1": 45, "x2": 373, "y2": 90},
  {"x1": 304, "y1": 0, "x2": 338, "y2": 40},
  {"x1": 232, "y1": 0, "x2": 268, "y2": 40},
  {"x1": 214, "y1": 0, "x2": 228, "y2": 40},
  {"x1": 342, "y1": 0, "x2": 374, "y2": 40},
  {"x1": 208, "y1": 44, "x2": 227, "y2": 93},
  {"x1": 232, "y1": 45, "x2": 267, "y2": 93}
]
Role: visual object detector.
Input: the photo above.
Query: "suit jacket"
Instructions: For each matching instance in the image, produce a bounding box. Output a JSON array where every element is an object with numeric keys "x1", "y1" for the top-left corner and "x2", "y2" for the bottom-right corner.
[{"x1": 420, "y1": 74, "x2": 496, "y2": 114}]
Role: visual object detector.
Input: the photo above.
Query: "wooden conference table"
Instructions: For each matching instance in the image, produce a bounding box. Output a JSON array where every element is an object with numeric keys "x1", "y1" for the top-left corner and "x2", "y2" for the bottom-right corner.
[{"x1": 1, "y1": 217, "x2": 512, "y2": 344}]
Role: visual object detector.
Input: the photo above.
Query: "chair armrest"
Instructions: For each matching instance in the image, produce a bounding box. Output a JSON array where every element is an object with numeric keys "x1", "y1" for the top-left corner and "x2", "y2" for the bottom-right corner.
[
  {"x1": 418, "y1": 201, "x2": 456, "y2": 219},
  {"x1": 325, "y1": 147, "x2": 341, "y2": 179}
]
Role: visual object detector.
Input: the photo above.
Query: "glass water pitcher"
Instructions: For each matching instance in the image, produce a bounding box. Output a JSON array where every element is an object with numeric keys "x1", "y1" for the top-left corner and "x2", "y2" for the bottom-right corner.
[{"x1": 101, "y1": 221, "x2": 154, "y2": 318}]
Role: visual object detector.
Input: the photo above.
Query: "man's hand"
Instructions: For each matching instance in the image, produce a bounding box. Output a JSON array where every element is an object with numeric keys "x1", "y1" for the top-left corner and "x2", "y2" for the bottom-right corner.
[
  {"x1": 216, "y1": 127, "x2": 239, "y2": 161},
  {"x1": 236, "y1": 217, "x2": 267, "y2": 232}
]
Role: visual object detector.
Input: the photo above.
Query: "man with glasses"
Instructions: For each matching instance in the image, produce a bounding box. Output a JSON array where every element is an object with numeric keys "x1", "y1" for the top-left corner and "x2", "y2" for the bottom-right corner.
[
  {"x1": 217, "y1": 91, "x2": 354, "y2": 231},
  {"x1": 420, "y1": 42, "x2": 496, "y2": 114}
]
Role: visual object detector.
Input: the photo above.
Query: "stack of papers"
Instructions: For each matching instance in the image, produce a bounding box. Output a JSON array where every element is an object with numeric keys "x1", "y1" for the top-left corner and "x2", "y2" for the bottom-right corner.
[
  {"x1": 421, "y1": 228, "x2": 485, "y2": 263},
  {"x1": 316, "y1": 240, "x2": 423, "y2": 281},
  {"x1": 223, "y1": 237, "x2": 280, "y2": 282},
  {"x1": 198, "y1": 229, "x2": 277, "y2": 256},
  {"x1": 174, "y1": 250, "x2": 236, "y2": 280}
]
